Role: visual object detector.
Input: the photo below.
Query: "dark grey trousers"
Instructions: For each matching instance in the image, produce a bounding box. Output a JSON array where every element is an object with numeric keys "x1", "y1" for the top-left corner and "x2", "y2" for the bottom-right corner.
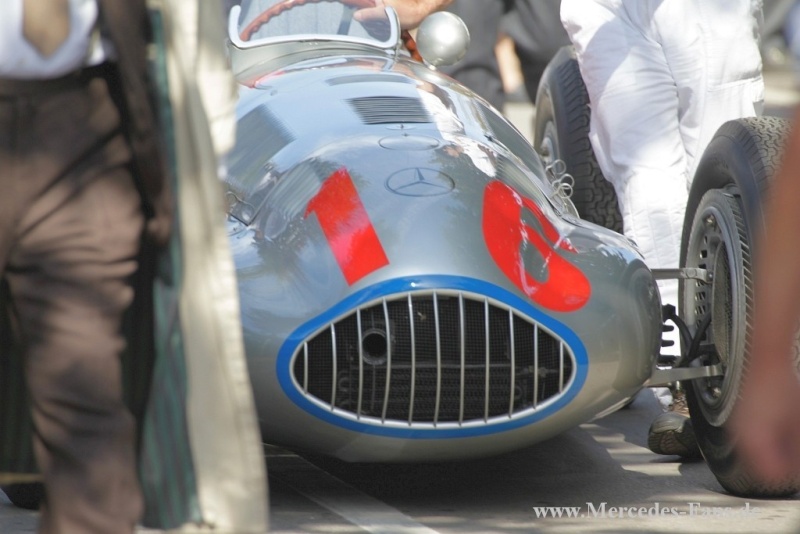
[
  {"x1": 0, "y1": 67, "x2": 145, "y2": 533},
  {"x1": 441, "y1": 0, "x2": 509, "y2": 110},
  {"x1": 441, "y1": 0, "x2": 570, "y2": 108}
]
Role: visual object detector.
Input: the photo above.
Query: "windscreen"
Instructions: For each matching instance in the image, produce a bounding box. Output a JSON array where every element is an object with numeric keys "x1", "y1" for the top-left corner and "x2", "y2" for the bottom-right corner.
[{"x1": 233, "y1": 0, "x2": 395, "y2": 46}]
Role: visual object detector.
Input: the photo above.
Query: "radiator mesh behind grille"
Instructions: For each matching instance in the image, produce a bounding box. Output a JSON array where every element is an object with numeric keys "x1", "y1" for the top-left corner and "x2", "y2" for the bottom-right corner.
[{"x1": 292, "y1": 291, "x2": 575, "y2": 426}]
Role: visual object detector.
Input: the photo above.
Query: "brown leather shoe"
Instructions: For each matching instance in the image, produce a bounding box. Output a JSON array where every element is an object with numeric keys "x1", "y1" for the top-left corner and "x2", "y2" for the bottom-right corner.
[{"x1": 647, "y1": 391, "x2": 702, "y2": 459}]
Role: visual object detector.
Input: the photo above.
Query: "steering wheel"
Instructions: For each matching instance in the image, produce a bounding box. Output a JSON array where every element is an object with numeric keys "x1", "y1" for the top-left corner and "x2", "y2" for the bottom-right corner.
[{"x1": 239, "y1": 0, "x2": 423, "y2": 62}]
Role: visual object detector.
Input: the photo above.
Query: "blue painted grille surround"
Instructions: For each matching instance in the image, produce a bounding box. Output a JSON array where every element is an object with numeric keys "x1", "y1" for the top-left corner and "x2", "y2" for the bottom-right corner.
[{"x1": 276, "y1": 275, "x2": 588, "y2": 438}]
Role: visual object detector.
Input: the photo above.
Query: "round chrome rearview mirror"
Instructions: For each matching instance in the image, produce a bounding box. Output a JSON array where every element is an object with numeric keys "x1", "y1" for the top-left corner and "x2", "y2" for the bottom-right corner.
[{"x1": 414, "y1": 12, "x2": 470, "y2": 67}]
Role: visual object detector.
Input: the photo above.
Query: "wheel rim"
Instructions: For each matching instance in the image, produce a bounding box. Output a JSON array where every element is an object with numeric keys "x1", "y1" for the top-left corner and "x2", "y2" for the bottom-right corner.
[
  {"x1": 539, "y1": 120, "x2": 559, "y2": 168},
  {"x1": 683, "y1": 191, "x2": 748, "y2": 427}
]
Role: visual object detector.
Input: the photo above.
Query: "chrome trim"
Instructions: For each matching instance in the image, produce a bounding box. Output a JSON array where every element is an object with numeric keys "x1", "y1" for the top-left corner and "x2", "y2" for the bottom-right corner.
[
  {"x1": 382, "y1": 298, "x2": 391, "y2": 423},
  {"x1": 407, "y1": 294, "x2": 416, "y2": 425},
  {"x1": 303, "y1": 343, "x2": 308, "y2": 394},
  {"x1": 356, "y1": 309, "x2": 363, "y2": 419},
  {"x1": 508, "y1": 307, "x2": 515, "y2": 417},
  {"x1": 330, "y1": 324, "x2": 337, "y2": 409},
  {"x1": 484, "y1": 298, "x2": 490, "y2": 422},
  {"x1": 533, "y1": 325, "x2": 539, "y2": 409},
  {"x1": 459, "y1": 293, "x2": 465, "y2": 425},
  {"x1": 433, "y1": 292, "x2": 442, "y2": 425},
  {"x1": 227, "y1": 5, "x2": 400, "y2": 51}
]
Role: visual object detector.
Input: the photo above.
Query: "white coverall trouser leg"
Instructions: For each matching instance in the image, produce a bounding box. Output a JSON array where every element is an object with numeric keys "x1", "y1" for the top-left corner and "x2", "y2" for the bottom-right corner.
[
  {"x1": 561, "y1": 0, "x2": 763, "y2": 331},
  {"x1": 561, "y1": 0, "x2": 764, "y2": 408}
]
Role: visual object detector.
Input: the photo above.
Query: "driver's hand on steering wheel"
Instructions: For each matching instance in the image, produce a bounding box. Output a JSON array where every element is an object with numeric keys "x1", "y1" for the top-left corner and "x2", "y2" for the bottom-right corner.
[{"x1": 354, "y1": 0, "x2": 452, "y2": 30}]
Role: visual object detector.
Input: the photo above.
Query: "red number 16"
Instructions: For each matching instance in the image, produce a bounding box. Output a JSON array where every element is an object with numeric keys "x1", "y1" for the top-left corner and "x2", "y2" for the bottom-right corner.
[{"x1": 306, "y1": 170, "x2": 590, "y2": 312}]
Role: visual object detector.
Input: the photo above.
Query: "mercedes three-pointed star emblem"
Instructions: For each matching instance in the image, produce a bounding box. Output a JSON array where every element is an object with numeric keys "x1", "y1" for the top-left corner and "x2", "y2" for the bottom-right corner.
[{"x1": 386, "y1": 168, "x2": 455, "y2": 197}]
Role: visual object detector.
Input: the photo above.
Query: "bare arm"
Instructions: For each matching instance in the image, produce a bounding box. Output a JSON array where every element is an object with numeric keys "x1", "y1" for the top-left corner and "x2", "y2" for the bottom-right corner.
[
  {"x1": 355, "y1": 0, "x2": 453, "y2": 30},
  {"x1": 730, "y1": 106, "x2": 800, "y2": 484}
]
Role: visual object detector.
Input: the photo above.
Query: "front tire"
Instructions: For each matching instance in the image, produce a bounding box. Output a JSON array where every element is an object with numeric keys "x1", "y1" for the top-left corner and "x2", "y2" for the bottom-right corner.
[{"x1": 681, "y1": 117, "x2": 797, "y2": 497}]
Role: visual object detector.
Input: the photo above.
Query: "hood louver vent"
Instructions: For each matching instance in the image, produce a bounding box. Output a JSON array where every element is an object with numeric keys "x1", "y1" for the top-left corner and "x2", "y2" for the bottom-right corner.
[{"x1": 349, "y1": 96, "x2": 432, "y2": 125}]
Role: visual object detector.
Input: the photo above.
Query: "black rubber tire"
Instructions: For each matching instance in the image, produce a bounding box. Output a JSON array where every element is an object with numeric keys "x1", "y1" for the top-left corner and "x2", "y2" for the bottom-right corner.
[
  {"x1": 533, "y1": 46, "x2": 622, "y2": 233},
  {"x1": 683, "y1": 116, "x2": 791, "y2": 255},
  {"x1": 680, "y1": 117, "x2": 797, "y2": 497},
  {"x1": 1, "y1": 482, "x2": 44, "y2": 510}
]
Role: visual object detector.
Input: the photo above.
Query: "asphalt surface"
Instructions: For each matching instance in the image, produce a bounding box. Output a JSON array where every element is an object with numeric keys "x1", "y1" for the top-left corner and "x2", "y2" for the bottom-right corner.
[
  {"x1": 2, "y1": 66, "x2": 800, "y2": 534},
  {"x1": 267, "y1": 390, "x2": 800, "y2": 534}
]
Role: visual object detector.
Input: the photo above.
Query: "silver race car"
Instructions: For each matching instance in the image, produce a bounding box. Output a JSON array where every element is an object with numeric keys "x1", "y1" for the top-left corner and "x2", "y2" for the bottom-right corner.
[
  {"x1": 223, "y1": 0, "x2": 795, "y2": 499},
  {"x1": 225, "y1": 0, "x2": 688, "y2": 464}
]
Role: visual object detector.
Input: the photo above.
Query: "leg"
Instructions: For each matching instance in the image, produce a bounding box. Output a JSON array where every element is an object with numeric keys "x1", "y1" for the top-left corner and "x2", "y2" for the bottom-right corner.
[
  {"x1": 560, "y1": 0, "x2": 695, "y2": 457},
  {"x1": 440, "y1": 0, "x2": 508, "y2": 109},
  {"x1": 560, "y1": 0, "x2": 688, "y2": 307},
  {"x1": 666, "y1": 0, "x2": 763, "y2": 180},
  {"x1": 2, "y1": 75, "x2": 145, "y2": 534},
  {"x1": 504, "y1": 0, "x2": 570, "y2": 103}
]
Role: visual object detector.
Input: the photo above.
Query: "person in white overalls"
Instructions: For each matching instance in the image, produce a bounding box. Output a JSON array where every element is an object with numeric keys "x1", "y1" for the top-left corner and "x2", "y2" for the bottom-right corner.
[{"x1": 560, "y1": 0, "x2": 764, "y2": 457}]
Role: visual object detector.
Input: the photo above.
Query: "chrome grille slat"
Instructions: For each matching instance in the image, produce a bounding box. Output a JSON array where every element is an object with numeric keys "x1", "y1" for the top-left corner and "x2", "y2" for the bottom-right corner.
[
  {"x1": 407, "y1": 294, "x2": 416, "y2": 425},
  {"x1": 330, "y1": 324, "x2": 337, "y2": 409},
  {"x1": 458, "y1": 293, "x2": 465, "y2": 425},
  {"x1": 303, "y1": 343, "x2": 309, "y2": 394},
  {"x1": 533, "y1": 325, "x2": 539, "y2": 409},
  {"x1": 381, "y1": 299, "x2": 392, "y2": 423},
  {"x1": 433, "y1": 292, "x2": 442, "y2": 426},
  {"x1": 484, "y1": 298, "x2": 490, "y2": 422},
  {"x1": 356, "y1": 309, "x2": 364, "y2": 419},
  {"x1": 291, "y1": 290, "x2": 577, "y2": 427},
  {"x1": 508, "y1": 308, "x2": 515, "y2": 418}
]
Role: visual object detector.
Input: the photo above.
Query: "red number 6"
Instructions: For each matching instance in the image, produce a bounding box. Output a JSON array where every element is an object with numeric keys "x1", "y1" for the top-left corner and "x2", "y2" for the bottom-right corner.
[{"x1": 482, "y1": 180, "x2": 591, "y2": 312}]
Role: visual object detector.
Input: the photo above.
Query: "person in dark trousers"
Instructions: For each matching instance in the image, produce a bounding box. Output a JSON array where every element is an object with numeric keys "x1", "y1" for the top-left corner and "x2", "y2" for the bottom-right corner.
[
  {"x1": 0, "y1": 1, "x2": 170, "y2": 532},
  {"x1": 0, "y1": 2, "x2": 452, "y2": 532},
  {"x1": 439, "y1": 0, "x2": 568, "y2": 110}
]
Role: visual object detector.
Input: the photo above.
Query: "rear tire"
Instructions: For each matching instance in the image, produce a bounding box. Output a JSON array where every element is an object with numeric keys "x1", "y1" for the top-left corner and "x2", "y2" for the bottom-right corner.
[
  {"x1": 681, "y1": 117, "x2": 798, "y2": 497},
  {"x1": 533, "y1": 46, "x2": 622, "y2": 232}
]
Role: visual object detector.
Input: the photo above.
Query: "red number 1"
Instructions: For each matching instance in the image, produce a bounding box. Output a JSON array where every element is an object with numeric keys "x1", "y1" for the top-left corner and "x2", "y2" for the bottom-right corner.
[{"x1": 305, "y1": 168, "x2": 389, "y2": 285}]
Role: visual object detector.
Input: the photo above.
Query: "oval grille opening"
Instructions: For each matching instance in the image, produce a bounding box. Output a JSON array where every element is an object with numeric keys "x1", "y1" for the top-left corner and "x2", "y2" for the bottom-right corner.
[{"x1": 292, "y1": 291, "x2": 575, "y2": 426}]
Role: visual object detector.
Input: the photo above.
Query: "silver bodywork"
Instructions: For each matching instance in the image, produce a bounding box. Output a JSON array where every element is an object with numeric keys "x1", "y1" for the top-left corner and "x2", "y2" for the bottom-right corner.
[{"x1": 224, "y1": 2, "x2": 662, "y2": 462}]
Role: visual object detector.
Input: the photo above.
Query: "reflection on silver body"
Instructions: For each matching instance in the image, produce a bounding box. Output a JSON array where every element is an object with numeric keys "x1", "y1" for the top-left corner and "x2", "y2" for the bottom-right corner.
[{"x1": 224, "y1": 2, "x2": 662, "y2": 462}]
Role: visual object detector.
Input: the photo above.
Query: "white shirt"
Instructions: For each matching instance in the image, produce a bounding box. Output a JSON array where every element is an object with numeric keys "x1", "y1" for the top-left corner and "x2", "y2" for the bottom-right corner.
[{"x1": 0, "y1": 0, "x2": 111, "y2": 79}]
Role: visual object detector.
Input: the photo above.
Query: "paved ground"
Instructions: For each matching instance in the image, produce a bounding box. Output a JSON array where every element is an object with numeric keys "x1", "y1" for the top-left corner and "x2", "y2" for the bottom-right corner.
[
  {"x1": 267, "y1": 391, "x2": 800, "y2": 534},
  {"x1": 5, "y1": 391, "x2": 800, "y2": 533}
]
